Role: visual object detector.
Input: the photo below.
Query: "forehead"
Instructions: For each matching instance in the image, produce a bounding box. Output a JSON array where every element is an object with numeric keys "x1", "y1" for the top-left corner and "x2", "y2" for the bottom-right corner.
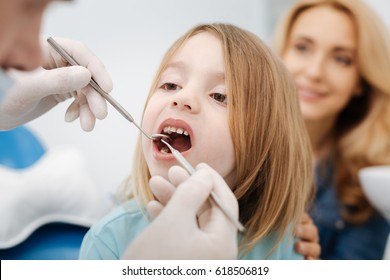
[
  {"x1": 173, "y1": 32, "x2": 222, "y2": 59},
  {"x1": 165, "y1": 32, "x2": 225, "y2": 73},
  {"x1": 291, "y1": 5, "x2": 357, "y2": 49}
]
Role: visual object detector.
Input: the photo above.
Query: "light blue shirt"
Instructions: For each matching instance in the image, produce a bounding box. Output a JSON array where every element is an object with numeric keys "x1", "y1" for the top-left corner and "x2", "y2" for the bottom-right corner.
[{"x1": 79, "y1": 199, "x2": 303, "y2": 260}]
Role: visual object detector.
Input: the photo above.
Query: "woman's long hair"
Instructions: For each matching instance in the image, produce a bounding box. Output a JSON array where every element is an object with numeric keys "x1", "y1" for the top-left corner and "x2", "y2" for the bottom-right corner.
[{"x1": 273, "y1": 0, "x2": 390, "y2": 223}]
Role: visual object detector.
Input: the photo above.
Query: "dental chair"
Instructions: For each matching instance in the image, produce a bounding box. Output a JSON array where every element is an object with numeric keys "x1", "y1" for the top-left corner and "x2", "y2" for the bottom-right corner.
[{"x1": 0, "y1": 126, "x2": 112, "y2": 259}]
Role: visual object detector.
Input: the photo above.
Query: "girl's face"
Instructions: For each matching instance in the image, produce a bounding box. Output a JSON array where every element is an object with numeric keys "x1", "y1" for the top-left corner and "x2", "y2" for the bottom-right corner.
[
  {"x1": 282, "y1": 5, "x2": 361, "y2": 124},
  {"x1": 142, "y1": 32, "x2": 236, "y2": 187}
]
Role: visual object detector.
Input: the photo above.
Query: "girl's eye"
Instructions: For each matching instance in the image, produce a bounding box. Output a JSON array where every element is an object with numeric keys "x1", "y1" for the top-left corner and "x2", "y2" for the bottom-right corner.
[
  {"x1": 210, "y1": 93, "x2": 227, "y2": 104},
  {"x1": 160, "y1": 83, "x2": 181, "y2": 91}
]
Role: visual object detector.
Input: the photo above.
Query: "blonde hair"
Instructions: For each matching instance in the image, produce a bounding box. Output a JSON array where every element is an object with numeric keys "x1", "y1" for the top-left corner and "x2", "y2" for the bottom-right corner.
[
  {"x1": 274, "y1": 0, "x2": 390, "y2": 223},
  {"x1": 121, "y1": 23, "x2": 313, "y2": 254}
]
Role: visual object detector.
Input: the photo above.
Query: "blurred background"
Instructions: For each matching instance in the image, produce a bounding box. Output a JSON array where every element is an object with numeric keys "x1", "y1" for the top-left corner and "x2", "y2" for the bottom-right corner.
[{"x1": 30, "y1": 0, "x2": 390, "y2": 195}]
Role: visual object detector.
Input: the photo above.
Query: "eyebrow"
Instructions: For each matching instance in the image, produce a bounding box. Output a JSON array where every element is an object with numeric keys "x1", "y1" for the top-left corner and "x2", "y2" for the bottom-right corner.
[
  {"x1": 165, "y1": 61, "x2": 225, "y2": 81},
  {"x1": 165, "y1": 61, "x2": 186, "y2": 70}
]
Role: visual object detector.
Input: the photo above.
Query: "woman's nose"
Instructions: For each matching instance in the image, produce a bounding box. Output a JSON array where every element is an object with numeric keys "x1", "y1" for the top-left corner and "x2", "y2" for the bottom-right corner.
[{"x1": 305, "y1": 55, "x2": 325, "y2": 81}]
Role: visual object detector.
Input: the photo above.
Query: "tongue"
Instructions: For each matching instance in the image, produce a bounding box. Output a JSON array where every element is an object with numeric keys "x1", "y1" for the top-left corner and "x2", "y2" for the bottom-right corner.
[{"x1": 171, "y1": 135, "x2": 191, "y2": 152}]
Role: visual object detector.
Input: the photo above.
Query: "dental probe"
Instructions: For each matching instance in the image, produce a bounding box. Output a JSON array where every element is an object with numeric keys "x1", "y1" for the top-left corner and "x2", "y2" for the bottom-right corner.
[
  {"x1": 46, "y1": 37, "x2": 168, "y2": 141},
  {"x1": 160, "y1": 139, "x2": 245, "y2": 232}
]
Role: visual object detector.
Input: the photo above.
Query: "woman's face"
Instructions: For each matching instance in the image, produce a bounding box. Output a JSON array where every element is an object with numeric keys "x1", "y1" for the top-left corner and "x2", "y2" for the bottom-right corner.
[
  {"x1": 283, "y1": 5, "x2": 361, "y2": 124},
  {"x1": 142, "y1": 32, "x2": 236, "y2": 187}
]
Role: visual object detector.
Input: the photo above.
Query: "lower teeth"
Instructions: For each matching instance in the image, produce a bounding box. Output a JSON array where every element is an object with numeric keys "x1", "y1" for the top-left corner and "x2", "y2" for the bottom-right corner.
[{"x1": 161, "y1": 146, "x2": 169, "y2": 153}]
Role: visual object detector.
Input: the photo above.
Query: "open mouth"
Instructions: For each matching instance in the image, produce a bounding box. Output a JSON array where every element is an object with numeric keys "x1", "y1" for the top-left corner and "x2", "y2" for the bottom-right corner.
[{"x1": 155, "y1": 126, "x2": 192, "y2": 153}]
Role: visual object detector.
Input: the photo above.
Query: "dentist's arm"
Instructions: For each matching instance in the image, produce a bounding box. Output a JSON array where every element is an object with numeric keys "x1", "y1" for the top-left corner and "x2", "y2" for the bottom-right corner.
[
  {"x1": 123, "y1": 164, "x2": 239, "y2": 260},
  {"x1": 0, "y1": 37, "x2": 113, "y2": 131}
]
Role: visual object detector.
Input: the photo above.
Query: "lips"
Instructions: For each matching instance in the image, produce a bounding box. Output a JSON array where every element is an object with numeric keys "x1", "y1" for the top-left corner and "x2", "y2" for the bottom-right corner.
[
  {"x1": 153, "y1": 118, "x2": 193, "y2": 158},
  {"x1": 297, "y1": 86, "x2": 327, "y2": 102}
]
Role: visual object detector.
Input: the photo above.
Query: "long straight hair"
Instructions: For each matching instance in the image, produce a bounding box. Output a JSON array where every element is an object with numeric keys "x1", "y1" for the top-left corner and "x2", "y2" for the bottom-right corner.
[{"x1": 122, "y1": 23, "x2": 313, "y2": 254}]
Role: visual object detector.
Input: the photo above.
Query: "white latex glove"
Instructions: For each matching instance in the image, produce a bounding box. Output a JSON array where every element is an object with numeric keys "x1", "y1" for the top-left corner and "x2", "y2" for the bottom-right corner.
[
  {"x1": 123, "y1": 163, "x2": 239, "y2": 260},
  {"x1": 0, "y1": 36, "x2": 113, "y2": 131}
]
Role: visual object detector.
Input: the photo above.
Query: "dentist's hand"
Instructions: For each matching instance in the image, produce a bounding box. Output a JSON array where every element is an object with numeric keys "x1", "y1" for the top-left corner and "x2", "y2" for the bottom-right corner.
[
  {"x1": 0, "y1": 37, "x2": 113, "y2": 131},
  {"x1": 123, "y1": 163, "x2": 239, "y2": 259}
]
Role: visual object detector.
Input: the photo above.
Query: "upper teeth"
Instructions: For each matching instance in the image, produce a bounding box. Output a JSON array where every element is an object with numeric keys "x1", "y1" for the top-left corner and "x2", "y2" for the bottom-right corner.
[{"x1": 163, "y1": 126, "x2": 189, "y2": 136}]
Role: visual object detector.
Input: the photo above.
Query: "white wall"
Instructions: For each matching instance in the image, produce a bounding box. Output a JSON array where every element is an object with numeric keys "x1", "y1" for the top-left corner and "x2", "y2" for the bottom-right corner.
[
  {"x1": 32, "y1": 0, "x2": 268, "y2": 193},
  {"x1": 366, "y1": 0, "x2": 390, "y2": 28},
  {"x1": 31, "y1": 0, "x2": 390, "y2": 194}
]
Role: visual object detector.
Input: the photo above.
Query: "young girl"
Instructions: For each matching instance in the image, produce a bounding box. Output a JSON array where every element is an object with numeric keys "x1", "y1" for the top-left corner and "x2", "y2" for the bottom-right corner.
[
  {"x1": 274, "y1": 0, "x2": 390, "y2": 259},
  {"x1": 79, "y1": 23, "x2": 313, "y2": 259}
]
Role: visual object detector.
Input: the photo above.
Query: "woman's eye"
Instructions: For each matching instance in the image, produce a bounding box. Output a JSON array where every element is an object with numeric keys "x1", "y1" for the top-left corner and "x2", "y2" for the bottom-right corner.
[
  {"x1": 160, "y1": 83, "x2": 180, "y2": 91},
  {"x1": 210, "y1": 93, "x2": 227, "y2": 104},
  {"x1": 294, "y1": 42, "x2": 309, "y2": 53},
  {"x1": 335, "y1": 55, "x2": 353, "y2": 66}
]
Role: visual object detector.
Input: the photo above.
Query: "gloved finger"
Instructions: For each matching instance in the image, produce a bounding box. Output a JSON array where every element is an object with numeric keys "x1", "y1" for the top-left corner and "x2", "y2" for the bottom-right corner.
[
  {"x1": 65, "y1": 99, "x2": 80, "y2": 122},
  {"x1": 167, "y1": 165, "x2": 211, "y2": 222},
  {"x1": 149, "y1": 176, "x2": 176, "y2": 206},
  {"x1": 194, "y1": 164, "x2": 239, "y2": 234},
  {"x1": 196, "y1": 196, "x2": 212, "y2": 228},
  {"x1": 77, "y1": 93, "x2": 96, "y2": 131},
  {"x1": 196, "y1": 163, "x2": 238, "y2": 214},
  {"x1": 49, "y1": 37, "x2": 113, "y2": 93},
  {"x1": 163, "y1": 170, "x2": 214, "y2": 223},
  {"x1": 5, "y1": 66, "x2": 91, "y2": 106},
  {"x1": 167, "y1": 165, "x2": 190, "y2": 187},
  {"x1": 146, "y1": 200, "x2": 164, "y2": 220},
  {"x1": 82, "y1": 85, "x2": 108, "y2": 120}
]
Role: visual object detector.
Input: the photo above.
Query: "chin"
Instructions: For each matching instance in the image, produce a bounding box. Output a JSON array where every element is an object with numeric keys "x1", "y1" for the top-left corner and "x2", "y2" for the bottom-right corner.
[
  {"x1": 147, "y1": 163, "x2": 169, "y2": 179},
  {"x1": 301, "y1": 107, "x2": 326, "y2": 122}
]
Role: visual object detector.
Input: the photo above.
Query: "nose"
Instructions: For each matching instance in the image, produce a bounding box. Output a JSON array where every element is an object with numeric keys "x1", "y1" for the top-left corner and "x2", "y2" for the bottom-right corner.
[
  {"x1": 305, "y1": 54, "x2": 325, "y2": 81},
  {"x1": 170, "y1": 87, "x2": 200, "y2": 113}
]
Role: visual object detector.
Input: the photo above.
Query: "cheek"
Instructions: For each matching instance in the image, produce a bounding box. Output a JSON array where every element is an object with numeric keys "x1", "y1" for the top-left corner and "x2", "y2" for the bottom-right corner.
[
  {"x1": 202, "y1": 120, "x2": 235, "y2": 178},
  {"x1": 142, "y1": 96, "x2": 160, "y2": 131},
  {"x1": 141, "y1": 99, "x2": 156, "y2": 159},
  {"x1": 282, "y1": 52, "x2": 302, "y2": 76},
  {"x1": 330, "y1": 70, "x2": 360, "y2": 102}
]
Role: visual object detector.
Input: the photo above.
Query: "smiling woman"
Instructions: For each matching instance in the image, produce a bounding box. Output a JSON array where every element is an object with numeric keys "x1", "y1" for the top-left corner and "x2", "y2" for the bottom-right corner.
[{"x1": 274, "y1": 0, "x2": 390, "y2": 259}]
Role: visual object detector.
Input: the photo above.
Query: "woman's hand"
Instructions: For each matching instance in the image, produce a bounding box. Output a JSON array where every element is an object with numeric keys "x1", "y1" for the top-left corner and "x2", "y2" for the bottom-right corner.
[{"x1": 295, "y1": 213, "x2": 321, "y2": 260}]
